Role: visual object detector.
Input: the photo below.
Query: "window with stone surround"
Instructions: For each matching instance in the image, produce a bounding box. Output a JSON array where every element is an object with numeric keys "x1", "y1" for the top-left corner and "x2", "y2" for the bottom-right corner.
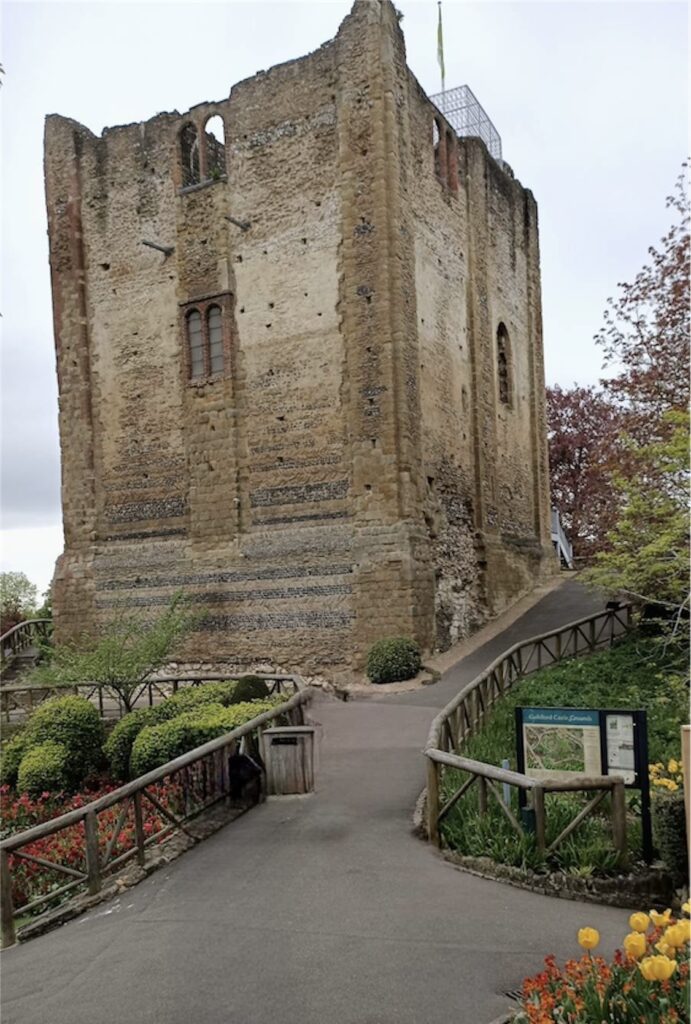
[
  {"x1": 182, "y1": 294, "x2": 232, "y2": 382},
  {"x1": 496, "y1": 322, "x2": 512, "y2": 407},
  {"x1": 204, "y1": 115, "x2": 226, "y2": 181}
]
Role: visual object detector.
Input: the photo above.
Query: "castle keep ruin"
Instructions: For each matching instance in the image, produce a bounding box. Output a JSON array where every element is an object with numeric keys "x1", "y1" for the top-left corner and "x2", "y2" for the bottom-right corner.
[{"x1": 45, "y1": 0, "x2": 555, "y2": 680}]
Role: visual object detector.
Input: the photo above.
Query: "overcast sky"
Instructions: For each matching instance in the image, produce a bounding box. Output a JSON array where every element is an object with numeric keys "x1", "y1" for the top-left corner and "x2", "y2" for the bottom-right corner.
[{"x1": 1, "y1": 0, "x2": 688, "y2": 596}]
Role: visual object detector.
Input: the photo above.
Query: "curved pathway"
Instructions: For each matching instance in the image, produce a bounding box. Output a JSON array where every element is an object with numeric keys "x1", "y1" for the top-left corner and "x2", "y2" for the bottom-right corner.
[{"x1": 1, "y1": 580, "x2": 630, "y2": 1024}]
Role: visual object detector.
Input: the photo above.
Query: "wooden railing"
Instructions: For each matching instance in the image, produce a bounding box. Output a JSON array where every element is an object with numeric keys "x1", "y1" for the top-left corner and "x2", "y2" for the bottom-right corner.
[
  {"x1": 0, "y1": 672, "x2": 302, "y2": 724},
  {"x1": 425, "y1": 603, "x2": 633, "y2": 848},
  {"x1": 0, "y1": 686, "x2": 312, "y2": 948},
  {"x1": 0, "y1": 619, "x2": 52, "y2": 669}
]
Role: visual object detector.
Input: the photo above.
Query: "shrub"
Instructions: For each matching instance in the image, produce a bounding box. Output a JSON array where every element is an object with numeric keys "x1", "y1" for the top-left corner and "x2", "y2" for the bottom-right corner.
[
  {"x1": 129, "y1": 699, "x2": 282, "y2": 777},
  {"x1": 16, "y1": 742, "x2": 70, "y2": 795},
  {"x1": 22, "y1": 696, "x2": 105, "y2": 785},
  {"x1": 0, "y1": 732, "x2": 31, "y2": 788},
  {"x1": 104, "y1": 682, "x2": 240, "y2": 780},
  {"x1": 366, "y1": 637, "x2": 421, "y2": 684},
  {"x1": 653, "y1": 792, "x2": 688, "y2": 885},
  {"x1": 229, "y1": 676, "x2": 270, "y2": 703}
]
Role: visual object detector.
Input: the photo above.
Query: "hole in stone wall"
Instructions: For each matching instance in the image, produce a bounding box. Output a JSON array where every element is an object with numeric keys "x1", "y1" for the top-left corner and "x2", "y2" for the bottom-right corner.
[
  {"x1": 365, "y1": 484, "x2": 372, "y2": 492},
  {"x1": 180, "y1": 122, "x2": 200, "y2": 187},
  {"x1": 235, "y1": 255, "x2": 243, "y2": 263},
  {"x1": 204, "y1": 115, "x2": 226, "y2": 180},
  {"x1": 268, "y1": 302, "x2": 274, "y2": 309},
  {"x1": 100, "y1": 263, "x2": 110, "y2": 270}
]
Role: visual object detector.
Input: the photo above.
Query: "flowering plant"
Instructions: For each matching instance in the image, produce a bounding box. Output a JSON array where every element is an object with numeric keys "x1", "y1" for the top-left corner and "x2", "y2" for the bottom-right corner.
[
  {"x1": 514, "y1": 905, "x2": 690, "y2": 1023},
  {"x1": 1, "y1": 781, "x2": 179, "y2": 912},
  {"x1": 650, "y1": 760, "x2": 684, "y2": 793}
]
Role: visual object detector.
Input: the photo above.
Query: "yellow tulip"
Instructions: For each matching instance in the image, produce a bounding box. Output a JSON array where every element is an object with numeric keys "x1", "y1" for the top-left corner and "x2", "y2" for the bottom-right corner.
[
  {"x1": 578, "y1": 927, "x2": 600, "y2": 951},
  {"x1": 650, "y1": 908, "x2": 673, "y2": 928},
  {"x1": 639, "y1": 955, "x2": 677, "y2": 982},
  {"x1": 682, "y1": 901, "x2": 690, "y2": 916},
  {"x1": 629, "y1": 912, "x2": 650, "y2": 933},
  {"x1": 656, "y1": 940, "x2": 673, "y2": 956},
  {"x1": 623, "y1": 931, "x2": 647, "y2": 959},
  {"x1": 664, "y1": 922, "x2": 690, "y2": 947},
  {"x1": 668, "y1": 759, "x2": 679, "y2": 774}
]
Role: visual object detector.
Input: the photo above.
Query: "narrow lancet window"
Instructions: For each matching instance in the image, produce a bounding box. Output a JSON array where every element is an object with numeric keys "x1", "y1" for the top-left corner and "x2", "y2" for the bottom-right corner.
[
  {"x1": 207, "y1": 305, "x2": 224, "y2": 374},
  {"x1": 204, "y1": 115, "x2": 226, "y2": 181},
  {"x1": 180, "y1": 123, "x2": 200, "y2": 187},
  {"x1": 497, "y1": 322, "x2": 512, "y2": 407},
  {"x1": 187, "y1": 310, "x2": 205, "y2": 378}
]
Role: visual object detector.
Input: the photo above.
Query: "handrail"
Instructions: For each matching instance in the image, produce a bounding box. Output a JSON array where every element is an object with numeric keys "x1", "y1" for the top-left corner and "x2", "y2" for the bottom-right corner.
[
  {"x1": 0, "y1": 619, "x2": 52, "y2": 669},
  {"x1": 0, "y1": 686, "x2": 313, "y2": 946},
  {"x1": 424, "y1": 603, "x2": 634, "y2": 850}
]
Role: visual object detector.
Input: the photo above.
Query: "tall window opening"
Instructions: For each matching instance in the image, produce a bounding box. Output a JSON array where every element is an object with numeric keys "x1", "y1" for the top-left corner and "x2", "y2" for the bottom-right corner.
[
  {"x1": 187, "y1": 310, "x2": 205, "y2": 378},
  {"x1": 497, "y1": 322, "x2": 512, "y2": 407},
  {"x1": 446, "y1": 129, "x2": 458, "y2": 192},
  {"x1": 433, "y1": 117, "x2": 443, "y2": 180},
  {"x1": 180, "y1": 123, "x2": 200, "y2": 187},
  {"x1": 204, "y1": 115, "x2": 226, "y2": 181},
  {"x1": 207, "y1": 305, "x2": 224, "y2": 374}
]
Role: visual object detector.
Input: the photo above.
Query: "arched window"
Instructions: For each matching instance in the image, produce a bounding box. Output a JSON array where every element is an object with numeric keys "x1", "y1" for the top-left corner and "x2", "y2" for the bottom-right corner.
[
  {"x1": 180, "y1": 123, "x2": 200, "y2": 187},
  {"x1": 204, "y1": 115, "x2": 226, "y2": 181},
  {"x1": 187, "y1": 309, "x2": 204, "y2": 378},
  {"x1": 496, "y1": 322, "x2": 512, "y2": 407},
  {"x1": 207, "y1": 305, "x2": 224, "y2": 374}
]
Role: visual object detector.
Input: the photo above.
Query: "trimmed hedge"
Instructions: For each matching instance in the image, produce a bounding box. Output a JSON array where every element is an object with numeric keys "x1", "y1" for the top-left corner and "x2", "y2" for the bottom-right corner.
[
  {"x1": 129, "y1": 699, "x2": 283, "y2": 778},
  {"x1": 366, "y1": 636, "x2": 421, "y2": 684},
  {"x1": 0, "y1": 732, "x2": 31, "y2": 787},
  {"x1": 653, "y1": 792, "x2": 688, "y2": 885},
  {"x1": 230, "y1": 676, "x2": 270, "y2": 703},
  {"x1": 17, "y1": 741, "x2": 71, "y2": 795}
]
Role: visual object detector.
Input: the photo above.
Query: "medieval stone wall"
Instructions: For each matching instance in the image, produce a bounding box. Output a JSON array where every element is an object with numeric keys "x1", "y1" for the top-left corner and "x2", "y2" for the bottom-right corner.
[{"x1": 45, "y1": 0, "x2": 554, "y2": 680}]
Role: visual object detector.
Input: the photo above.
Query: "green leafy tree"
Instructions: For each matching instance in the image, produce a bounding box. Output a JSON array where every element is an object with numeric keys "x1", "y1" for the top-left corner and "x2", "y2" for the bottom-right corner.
[
  {"x1": 585, "y1": 415, "x2": 689, "y2": 612},
  {"x1": 0, "y1": 572, "x2": 39, "y2": 633},
  {"x1": 32, "y1": 593, "x2": 201, "y2": 712}
]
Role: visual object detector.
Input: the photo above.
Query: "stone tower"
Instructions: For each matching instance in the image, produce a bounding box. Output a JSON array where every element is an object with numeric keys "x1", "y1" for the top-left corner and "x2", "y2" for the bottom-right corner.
[{"x1": 45, "y1": 0, "x2": 555, "y2": 681}]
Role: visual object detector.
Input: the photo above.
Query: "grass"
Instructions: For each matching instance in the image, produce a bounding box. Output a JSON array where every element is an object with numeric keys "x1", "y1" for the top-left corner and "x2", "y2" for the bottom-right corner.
[{"x1": 440, "y1": 632, "x2": 688, "y2": 875}]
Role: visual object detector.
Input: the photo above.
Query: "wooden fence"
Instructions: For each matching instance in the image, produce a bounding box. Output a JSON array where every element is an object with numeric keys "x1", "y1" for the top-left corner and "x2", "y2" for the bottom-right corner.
[
  {"x1": 0, "y1": 619, "x2": 52, "y2": 670},
  {"x1": 0, "y1": 672, "x2": 302, "y2": 725},
  {"x1": 0, "y1": 686, "x2": 312, "y2": 948},
  {"x1": 425, "y1": 603, "x2": 633, "y2": 850}
]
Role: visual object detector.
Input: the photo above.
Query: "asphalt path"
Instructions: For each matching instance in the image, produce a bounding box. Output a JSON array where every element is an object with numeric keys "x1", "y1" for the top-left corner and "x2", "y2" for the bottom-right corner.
[{"x1": 0, "y1": 580, "x2": 629, "y2": 1024}]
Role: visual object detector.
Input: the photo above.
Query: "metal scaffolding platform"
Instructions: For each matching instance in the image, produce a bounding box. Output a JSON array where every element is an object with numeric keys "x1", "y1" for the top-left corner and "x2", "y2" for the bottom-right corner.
[{"x1": 430, "y1": 85, "x2": 503, "y2": 163}]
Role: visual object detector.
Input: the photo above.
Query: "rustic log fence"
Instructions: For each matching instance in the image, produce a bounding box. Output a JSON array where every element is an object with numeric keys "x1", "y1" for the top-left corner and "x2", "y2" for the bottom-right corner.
[
  {"x1": 425, "y1": 604, "x2": 633, "y2": 851},
  {"x1": 0, "y1": 672, "x2": 302, "y2": 725},
  {"x1": 0, "y1": 686, "x2": 312, "y2": 948},
  {"x1": 0, "y1": 619, "x2": 52, "y2": 670}
]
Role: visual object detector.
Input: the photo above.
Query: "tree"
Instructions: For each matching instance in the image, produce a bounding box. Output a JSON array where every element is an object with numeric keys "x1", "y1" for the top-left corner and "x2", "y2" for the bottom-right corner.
[
  {"x1": 32, "y1": 593, "x2": 200, "y2": 712},
  {"x1": 546, "y1": 385, "x2": 626, "y2": 559},
  {"x1": 596, "y1": 163, "x2": 690, "y2": 441},
  {"x1": 586, "y1": 414, "x2": 689, "y2": 613},
  {"x1": 0, "y1": 572, "x2": 38, "y2": 634}
]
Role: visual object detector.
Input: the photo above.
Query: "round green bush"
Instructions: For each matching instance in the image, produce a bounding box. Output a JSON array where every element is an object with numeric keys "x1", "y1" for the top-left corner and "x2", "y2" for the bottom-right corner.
[
  {"x1": 0, "y1": 732, "x2": 31, "y2": 787},
  {"x1": 104, "y1": 682, "x2": 240, "y2": 780},
  {"x1": 653, "y1": 791, "x2": 688, "y2": 885},
  {"x1": 23, "y1": 696, "x2": 105, "y2": 785},
  {"x1": 229, "y1": 676, "x2": 270, "y2": 703},
  {"x1": 17, "y1": 741, "x2": 71, "y2": 795},
  {"x1": 366, "y1": 637, "x2": 421, "y2": 684},
  {"x1": 129, "y1": 699, "x2": 281, "y2": 777}
]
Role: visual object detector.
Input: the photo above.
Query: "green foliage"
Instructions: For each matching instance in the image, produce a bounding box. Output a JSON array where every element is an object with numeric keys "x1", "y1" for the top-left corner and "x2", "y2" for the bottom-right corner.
[
  {"x1": 229, "y1": 676, "x2": 270, "y2": 703},
  {"x1": 586, "y1": 415, "x2": 689, "y2": 610},
  {"x1": 129, "y1": 699, "x2": 283, "y2": 777},
  {"x1": 104, "y1": 681, "x2": 240, "y2": 780},
  {"x1": 16, "y1": 741, "x2": 70, "y2": 796},
  {"x1": 652, "y1": 791, "x2": 688, "y2": 885},
  {"x1": 441, "y1": 634, "x2": 687, "y2": 874},
  {"x1": 0, "y1": 571, "x2": 38, "y2": 632},
  {"x1": 0, "y1": 732, "x2": 31, "y2": 787},
  {"x1": 366, "y1": 637, "x2": 421, "y2": 684},
  {"x1": 32, "y1": 592, "x2": 201, "y2": 711},
  {"x1": 22, "y1": 696, "x2": 105, "y2": 786}
]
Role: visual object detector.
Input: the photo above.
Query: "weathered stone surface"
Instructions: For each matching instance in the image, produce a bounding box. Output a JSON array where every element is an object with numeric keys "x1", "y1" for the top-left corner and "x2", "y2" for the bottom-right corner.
[{"x1": 45, "y1": 0, "x2": 556, "y2": 680}]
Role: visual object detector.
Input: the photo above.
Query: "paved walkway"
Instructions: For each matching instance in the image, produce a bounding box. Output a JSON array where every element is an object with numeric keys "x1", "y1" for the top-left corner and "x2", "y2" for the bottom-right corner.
[{"x1": 1, "y1": 580, "x2": 629, "y2": 1024}]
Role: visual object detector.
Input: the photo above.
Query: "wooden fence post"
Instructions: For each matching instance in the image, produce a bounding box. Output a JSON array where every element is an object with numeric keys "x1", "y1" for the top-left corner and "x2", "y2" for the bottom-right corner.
[
  {"x1": 133, "y1": 792, "x2": 146, "y2": 867},
  {"x1": 611, "y1": 780, "x2": 627, "y2": 863},
  {"x1": 682, "y1": 726, "x2": 691, "y2": 866},
  {"x1": 477, "y1": 776, "x2": 488, "y2": 816},
  {"x1": 84, "y1": 811, "x2": 102, "y2": 895},
  {"x1": 426, "y1": 758, "x2": 441, "y2": 847},
  {"x1": 533, "y1": 786, "x2": 546, "y2": 854},
  {"x1": 0, "y1": 850, "x2": 16, "y2": 948}
]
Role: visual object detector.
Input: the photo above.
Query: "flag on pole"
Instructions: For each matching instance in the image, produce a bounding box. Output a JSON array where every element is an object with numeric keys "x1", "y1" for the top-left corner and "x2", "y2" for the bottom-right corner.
[{"x1": 437, "y1": 1, "x2": 445, "y2": 96}]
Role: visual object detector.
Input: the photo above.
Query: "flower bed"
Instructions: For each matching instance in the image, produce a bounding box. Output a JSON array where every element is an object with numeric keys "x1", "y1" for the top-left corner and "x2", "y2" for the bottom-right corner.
[
  {"x1": 515, "y1": 905, "x2": 690, "y2": 1023},
  {"x1": 0, "y1": 782, "x2": 177, "y2": 913}
]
